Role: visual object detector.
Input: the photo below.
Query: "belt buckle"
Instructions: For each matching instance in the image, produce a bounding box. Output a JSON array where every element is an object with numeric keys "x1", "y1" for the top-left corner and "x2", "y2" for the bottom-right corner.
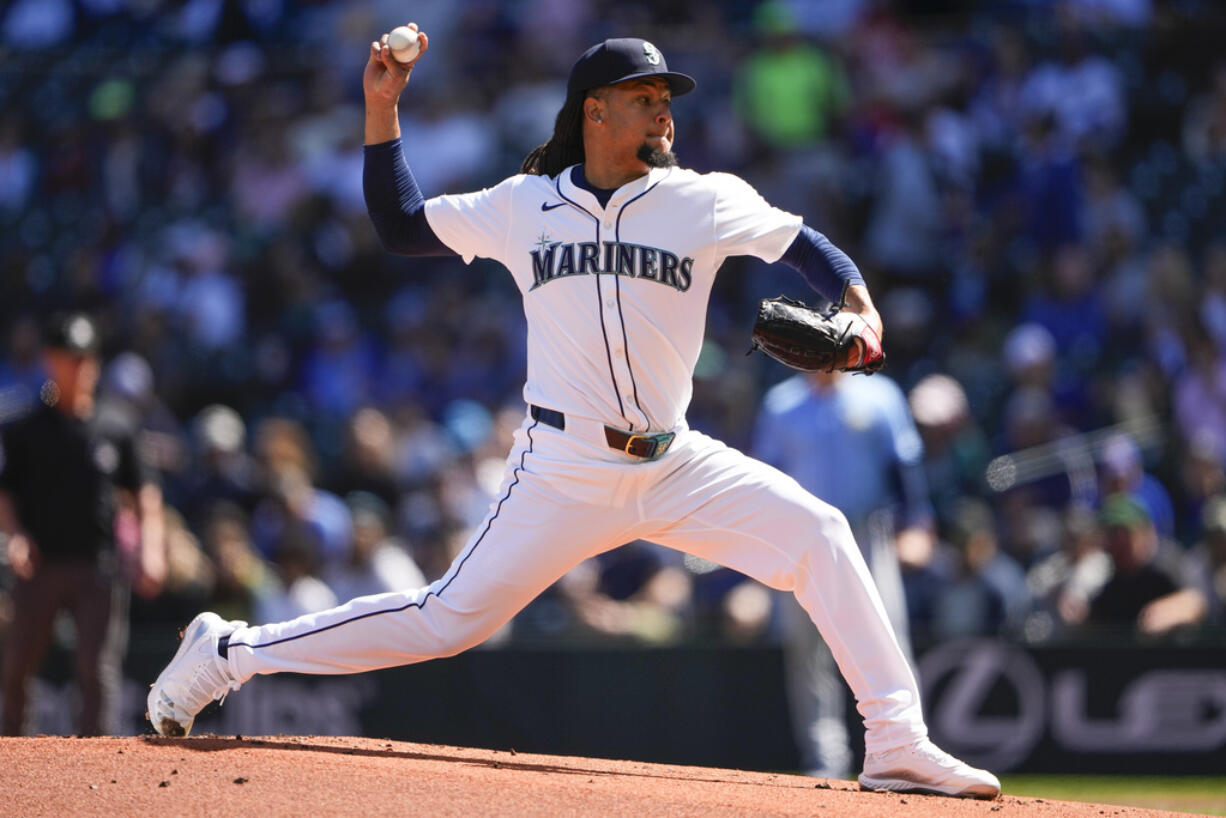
[{"x1": 624, "y1": 432, "x2": 674, "y2": 460}]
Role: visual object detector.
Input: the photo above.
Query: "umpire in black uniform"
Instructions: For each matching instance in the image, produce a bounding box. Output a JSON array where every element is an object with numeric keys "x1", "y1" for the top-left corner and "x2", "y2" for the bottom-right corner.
[{"x1": 0, "y1": 313, "x2": 166, "y2": 735}]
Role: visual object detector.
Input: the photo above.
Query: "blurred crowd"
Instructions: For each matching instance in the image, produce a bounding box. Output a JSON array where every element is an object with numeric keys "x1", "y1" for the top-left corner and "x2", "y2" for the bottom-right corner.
[{"x1": 2, "y1": 0, "x2": 1226, "y2": 652}]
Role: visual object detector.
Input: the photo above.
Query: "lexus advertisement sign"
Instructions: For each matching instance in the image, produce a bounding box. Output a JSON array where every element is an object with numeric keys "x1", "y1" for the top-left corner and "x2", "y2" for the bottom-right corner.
[{"x1": 919, "y1": 639, "x2": 1226, "y2": 774}]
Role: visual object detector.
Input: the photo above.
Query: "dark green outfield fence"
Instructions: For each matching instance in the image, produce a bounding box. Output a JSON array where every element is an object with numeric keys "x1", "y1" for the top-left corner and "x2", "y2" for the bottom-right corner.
[{"x1": 10, "y1": 634, "x2": 1226, "y2": 775}]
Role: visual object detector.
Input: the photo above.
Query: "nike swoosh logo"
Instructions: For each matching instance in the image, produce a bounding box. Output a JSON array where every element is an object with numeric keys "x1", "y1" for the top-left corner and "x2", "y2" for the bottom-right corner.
[{"x1": 541, "y1": 201, "x2": 567, "y2": 211}]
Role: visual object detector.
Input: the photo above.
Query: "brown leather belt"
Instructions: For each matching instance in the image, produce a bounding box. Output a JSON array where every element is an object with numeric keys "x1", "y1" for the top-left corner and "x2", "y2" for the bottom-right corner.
[{"x1": 530, "y1": 405, "x2": 675, "y2": 461}]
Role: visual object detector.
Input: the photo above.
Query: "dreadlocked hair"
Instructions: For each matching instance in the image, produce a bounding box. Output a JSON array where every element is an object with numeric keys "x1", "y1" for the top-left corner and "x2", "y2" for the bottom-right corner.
[{"x1": 521, "y1": 91, "x2": 588, "y2": 177}]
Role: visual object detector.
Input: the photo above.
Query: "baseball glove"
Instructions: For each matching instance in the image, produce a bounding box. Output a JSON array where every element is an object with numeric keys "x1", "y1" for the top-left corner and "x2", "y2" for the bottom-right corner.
[{"x1": 748, "y1": 295, "x2": 885, "y2": 373}]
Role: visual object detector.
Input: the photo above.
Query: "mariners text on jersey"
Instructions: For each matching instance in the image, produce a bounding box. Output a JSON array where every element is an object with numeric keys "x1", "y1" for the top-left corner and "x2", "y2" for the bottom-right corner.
[{"x1": 530, "y1": 237, "x2": 695, "y2": 292}]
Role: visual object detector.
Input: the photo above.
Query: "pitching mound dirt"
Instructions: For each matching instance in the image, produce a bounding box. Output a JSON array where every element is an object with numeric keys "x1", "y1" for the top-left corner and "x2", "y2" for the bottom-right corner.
[{"x1": 0, "y1": 735, "x2": 1190, "y2": 817}]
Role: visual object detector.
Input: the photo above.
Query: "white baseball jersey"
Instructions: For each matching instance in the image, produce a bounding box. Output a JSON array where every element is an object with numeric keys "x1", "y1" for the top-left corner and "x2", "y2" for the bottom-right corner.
[
  {"x1": 219, "y1": 162, "x2": 928, "y2": 757},
  {"x1": 425, "y1": 166, "x2": 801, "y2": 433}
]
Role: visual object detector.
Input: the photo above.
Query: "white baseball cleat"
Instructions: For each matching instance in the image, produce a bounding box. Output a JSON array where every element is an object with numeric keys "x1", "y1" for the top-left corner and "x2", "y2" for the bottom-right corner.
[
  {"x1": 859, "y1": 738, "x2": 1001, "y2": 799},
  {"x1": 147, "y1": 612, "x2": 245, "y2": 737}
]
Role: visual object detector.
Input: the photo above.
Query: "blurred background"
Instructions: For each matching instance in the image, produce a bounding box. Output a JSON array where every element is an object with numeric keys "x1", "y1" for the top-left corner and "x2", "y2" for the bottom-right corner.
[{"x1": 1, "y1": 0, "x2": 1225, "y2": 779}]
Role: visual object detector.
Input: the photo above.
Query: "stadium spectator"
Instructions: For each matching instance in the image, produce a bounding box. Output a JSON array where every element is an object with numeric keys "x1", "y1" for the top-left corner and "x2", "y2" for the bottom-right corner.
[
  {"x1": 1096, "y1": 431, "x2": 1175, "y2": 540},
  {"x1": 1086, "y1": 494, "x2": 1206, "y2": 636},
  {"x1": 199, "y1": 502, "x2": 277, "y2": 625},
  {"x1": 326, "y1": 407, "x2": 403, "y2": 513},
  {"x1": 302, "y1": 300, "x2": 377, "y2": 421},
  {"x1": 1199, "y1": 242, "x2": 1226, "y2": 353},
  {"x1": 132, "y1": 508, "x2": 216, "y2": 626},
  {"x1": 862, "y1": 112, "x2": 943, "y2": 288},
  {"x1": 553, "y1": 541, "x2": 693, "y2": 645},
  {"x1": 909, "y1": 498, "x2": 1029, "y2": 642},
  {"x1": 1184, "y1": 495, "x2": 1226, "y2": 630},
  {"x1": 1182, "y1": 60, "x2": 1226, "y2": 166},
  {"x1": 1021, "y1": 245, "x2": 1106, "y2": 383},
  {"x1": 1081, "y1": 155, "x2": 1145, "y2": 260},
  {"x1": 249, "y1": 418, "x2": 352, "y2": 567},
  {"x1": 1016, "y1": 113, "x2": 1084, "y2": 253},
  {"x1": 0, "y1": 115, "x2": 36, "y2": 215},
  {"x1": 733, "y1": 2, "x2": 849, "y2": 152},
  {"x1": 255, "y1": 523, "x2": 338, "y2": 625},
  {"x1": 907, "y1": 373, "x2": 991, "y2": 530},
  {"x1": 323, "y1": 492, "x2": 426, "y2": 603},
  {"x1": 182, "y1": 404, "x2": 262, "y2": 529},
  {"x1": 1143, "y1": 244, "x2": 1199, "y2": 376},
  {"x1": 994, "y1": 386, "x2": 1082, "y2": 511},
  {"x1": 1018, "y1": 23, "x2": 1126, "y2": 149},
  {"x1": 99, "y1": 351, "x2": 191, "y2": 500},
  {"x1": 0, "y1": 315, "x2": 43, "y2": 419},
  {"x1": 1000, "y1": 320, "x2": 1089, "y2": 430},
  {"x1": 1024, "y1": 503, "x2": 1111, "y2": 639},
  {"x1": 1172, "y1": 318, "x2": 1226, "y2": 459},
  {"x1": 1175, "y1": 431, "x2": 1226, "y2": 545}
]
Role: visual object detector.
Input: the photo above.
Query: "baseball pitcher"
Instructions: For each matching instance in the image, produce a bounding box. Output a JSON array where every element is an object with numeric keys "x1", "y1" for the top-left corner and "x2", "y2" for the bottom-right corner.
[{"x1": 148, "y1": 28, "x2": 999, "y2": 799}]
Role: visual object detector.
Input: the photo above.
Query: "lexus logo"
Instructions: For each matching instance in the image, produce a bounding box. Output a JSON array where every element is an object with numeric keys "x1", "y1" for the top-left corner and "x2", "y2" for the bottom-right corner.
[{"x1": 918, "y1": 639, "x2": 1046, "y2": 771}]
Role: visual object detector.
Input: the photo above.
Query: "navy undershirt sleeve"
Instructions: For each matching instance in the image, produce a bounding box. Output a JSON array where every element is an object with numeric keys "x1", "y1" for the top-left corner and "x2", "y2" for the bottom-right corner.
[
  {"x1": 363, "y1": 139, "x2": 456, "y2": 257},
  {"x1": 779, "y1": 224, "x2": 865, "y2": 303}
]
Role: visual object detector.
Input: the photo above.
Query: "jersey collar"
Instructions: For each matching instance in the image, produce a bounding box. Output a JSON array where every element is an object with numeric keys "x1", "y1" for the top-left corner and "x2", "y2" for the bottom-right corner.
[{"x1": 557, "y1": 164, "x2": 673, "y2": 212}]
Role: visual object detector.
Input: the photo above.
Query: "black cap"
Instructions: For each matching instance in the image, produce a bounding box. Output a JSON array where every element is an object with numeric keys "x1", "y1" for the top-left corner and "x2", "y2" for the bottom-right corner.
[
  {"x1": 567, "y1": 38, "x2": 696, "y2": 98},
  {"x1": 44, "y1": 312, "x2": 99, "y2": 355}
]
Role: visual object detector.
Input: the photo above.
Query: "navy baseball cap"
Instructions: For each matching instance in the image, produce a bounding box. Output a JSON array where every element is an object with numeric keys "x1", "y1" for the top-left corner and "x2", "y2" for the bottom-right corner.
[
  {"x1": 43, "y1": 312, "x2": 99, "y2": 355},
  {"x1": 567, "y1": 38, "x2": 696, "y2": 97}
]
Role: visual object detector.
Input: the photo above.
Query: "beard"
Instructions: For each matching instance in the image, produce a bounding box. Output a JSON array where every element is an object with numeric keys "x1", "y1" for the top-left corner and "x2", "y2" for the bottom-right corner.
[{"x1": 637, "y1": 142, "x2": 678, "y2": 168}]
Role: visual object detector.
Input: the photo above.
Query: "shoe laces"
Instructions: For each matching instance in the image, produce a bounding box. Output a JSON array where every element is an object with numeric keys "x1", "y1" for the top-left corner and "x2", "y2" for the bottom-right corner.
[
  {"x1": 181, "y1": 643, "x2": 240, "y2": 710},
  {"x1": 870, "y1": 739, "x2": 960, "y2": 769},
  {"x1": 916, "y1": 740, "x2": 949, "y2": 760},
  {"x1": 907, "y1": 739, "x2": 970, "y2": 772}
]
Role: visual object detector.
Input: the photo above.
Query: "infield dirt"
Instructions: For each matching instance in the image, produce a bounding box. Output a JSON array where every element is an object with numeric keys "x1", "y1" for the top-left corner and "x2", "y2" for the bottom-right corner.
[{"x1": 0, "y1": 735, "x2": 1199, "y2": 817}]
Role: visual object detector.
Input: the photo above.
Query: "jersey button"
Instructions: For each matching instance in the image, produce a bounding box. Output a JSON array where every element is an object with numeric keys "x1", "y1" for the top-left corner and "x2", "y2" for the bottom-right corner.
[
  {"x1": 603, "y1": 221, "x2": 612, "y2": 228},
  {"x1": 615, "y1": 348, "x2": 625, "y2": 358},
  {"x1": 606, "y1": 299, "x2": 615, "y2": 308}
]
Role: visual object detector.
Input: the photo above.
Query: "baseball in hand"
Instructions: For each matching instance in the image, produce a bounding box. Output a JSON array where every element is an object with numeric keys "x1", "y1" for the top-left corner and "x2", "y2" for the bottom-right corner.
[{"x1": 388, "y1": 26, "x2": 421, "y2": 64}]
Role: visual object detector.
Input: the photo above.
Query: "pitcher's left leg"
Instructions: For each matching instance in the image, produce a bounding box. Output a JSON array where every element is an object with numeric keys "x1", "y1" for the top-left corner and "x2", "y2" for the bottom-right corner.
[
  {"x1": 644, "y1": 432, "x2": 923, "y2": 753},
  {"x1": 642, "y1": 432, "x2": 999, "y2": 798}
]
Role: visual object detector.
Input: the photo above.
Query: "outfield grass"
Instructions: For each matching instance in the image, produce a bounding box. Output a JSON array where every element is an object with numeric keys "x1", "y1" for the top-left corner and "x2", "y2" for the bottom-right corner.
[{"x1": 1000, "y1": 776, "x2": 1226, "y2": 816}]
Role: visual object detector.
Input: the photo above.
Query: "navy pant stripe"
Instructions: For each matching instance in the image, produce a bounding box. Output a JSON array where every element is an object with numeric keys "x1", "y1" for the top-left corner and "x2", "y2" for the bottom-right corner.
[{"x1": 229, "y1": 420, "x2": 541, "y2": 652}]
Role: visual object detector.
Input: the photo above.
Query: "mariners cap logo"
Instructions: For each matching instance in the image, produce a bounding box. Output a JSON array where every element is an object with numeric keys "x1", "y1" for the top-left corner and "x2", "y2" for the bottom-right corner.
[{"x1": 567, "y1": 38, "x2": 696, "y2": 97}]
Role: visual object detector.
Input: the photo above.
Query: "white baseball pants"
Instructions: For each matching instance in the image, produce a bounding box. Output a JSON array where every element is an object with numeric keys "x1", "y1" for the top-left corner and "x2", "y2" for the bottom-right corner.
[{"x1": 223, "y1": 413, "x2": 927, "y2": 753}]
